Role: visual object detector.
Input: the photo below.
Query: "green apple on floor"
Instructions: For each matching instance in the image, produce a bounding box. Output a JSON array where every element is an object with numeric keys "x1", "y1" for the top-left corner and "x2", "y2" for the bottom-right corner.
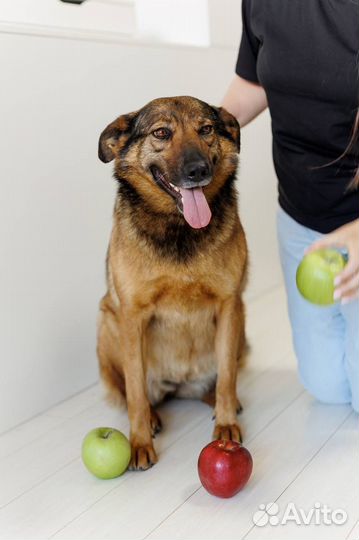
[
  {"x1": 296, "y1": 248, "x2": 346, "y2": 306},
  {"x1": 81, "y1": 427, "x2": 131, "y2": 479}
]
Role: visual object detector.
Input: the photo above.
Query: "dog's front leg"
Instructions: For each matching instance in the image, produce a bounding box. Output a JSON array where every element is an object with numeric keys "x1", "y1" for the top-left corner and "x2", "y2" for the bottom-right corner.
[
  {"x1": 118, "y1": 308, "x2": 157, "y2": 470},
  {"x1": 213, "y1": 295, "x2": 244, "y2": 442}
]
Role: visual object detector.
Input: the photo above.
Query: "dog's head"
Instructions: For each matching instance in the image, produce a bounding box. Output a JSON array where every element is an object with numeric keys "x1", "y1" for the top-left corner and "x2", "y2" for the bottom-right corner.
[{"x1": 98, "y1": 96, "x2": 240, "y2": 229}]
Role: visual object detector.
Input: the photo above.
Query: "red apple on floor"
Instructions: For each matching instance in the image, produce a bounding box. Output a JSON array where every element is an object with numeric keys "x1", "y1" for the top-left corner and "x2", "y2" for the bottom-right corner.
[{"x1": 198, "y1": 440, "x2": 253, "y2": 498}]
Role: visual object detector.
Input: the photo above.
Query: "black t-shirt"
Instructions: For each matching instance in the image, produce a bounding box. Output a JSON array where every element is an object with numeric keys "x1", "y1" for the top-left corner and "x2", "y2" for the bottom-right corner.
[{"x1": 236, "y1": 0, "x2": 359, "y2": 233}]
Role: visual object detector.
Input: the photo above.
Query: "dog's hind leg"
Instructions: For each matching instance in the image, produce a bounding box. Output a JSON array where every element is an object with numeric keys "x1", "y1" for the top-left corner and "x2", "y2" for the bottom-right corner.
[
  {"x1": 97, "y1": 297, "x2": 127, "y2": 408},
  {"x1": 202, "y1": 384, "x2": 243, "y2": 414},
  {"x1": 149, "y1": 406, "x2": 162, "y2": 437}
]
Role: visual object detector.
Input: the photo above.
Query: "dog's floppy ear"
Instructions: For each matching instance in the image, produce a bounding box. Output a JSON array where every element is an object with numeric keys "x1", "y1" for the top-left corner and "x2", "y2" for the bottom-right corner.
[
  {"x1": 98, "y1": 111, "x2": 138, "y2": 163},
  {"x1": 212, "y1": 106, "x2": 241, "y2": 152}
]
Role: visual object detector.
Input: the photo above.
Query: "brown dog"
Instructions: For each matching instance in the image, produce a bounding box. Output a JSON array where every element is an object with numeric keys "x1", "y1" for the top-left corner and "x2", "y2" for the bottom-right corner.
[{"x1": 97, "y1": 96, "x2": 248, "y2": 470}]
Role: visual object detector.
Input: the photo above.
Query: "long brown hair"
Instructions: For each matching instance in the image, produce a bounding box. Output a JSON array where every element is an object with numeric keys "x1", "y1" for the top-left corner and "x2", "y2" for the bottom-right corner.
[
  {"x1": 349, "y1": 110, "x2": 359, "y2": 189},
  {"x1": 311, "y1": 109, "x2": 359, "y2": 190}
]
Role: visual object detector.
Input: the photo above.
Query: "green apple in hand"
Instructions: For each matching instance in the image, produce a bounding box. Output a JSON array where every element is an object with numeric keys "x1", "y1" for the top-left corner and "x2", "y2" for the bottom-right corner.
[
  {"x1": 81, "y1": 427, "x2": 131, "y2": 479},
  {"x1": 296, "y1": 248, "x2": 346, "y2": 306}
]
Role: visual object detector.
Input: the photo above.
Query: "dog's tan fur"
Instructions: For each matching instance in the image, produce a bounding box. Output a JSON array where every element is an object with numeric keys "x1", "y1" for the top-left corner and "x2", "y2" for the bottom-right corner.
[{"x1": 97, "y1": 96, "x2": 248, "y2": 470}]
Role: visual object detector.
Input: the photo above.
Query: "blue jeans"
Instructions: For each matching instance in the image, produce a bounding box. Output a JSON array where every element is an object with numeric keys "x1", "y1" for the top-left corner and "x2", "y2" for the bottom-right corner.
[{"x1": 277, "y1": 206, "x2": 359, "y2": 412}]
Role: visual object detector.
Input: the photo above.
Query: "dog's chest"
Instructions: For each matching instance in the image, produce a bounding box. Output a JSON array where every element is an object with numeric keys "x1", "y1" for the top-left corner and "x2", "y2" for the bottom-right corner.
[
  {"x1": 133, "y1": 272, "x2": 224, "y2": 313},
  {"x1": 143, "y1": 287, "x2": 218, "y2": 401}
]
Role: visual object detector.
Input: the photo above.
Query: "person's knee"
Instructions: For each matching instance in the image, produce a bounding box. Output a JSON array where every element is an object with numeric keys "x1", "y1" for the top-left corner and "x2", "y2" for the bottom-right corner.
[
  {"x1": 351, "y1": 397, "x2": 359, "y2": 414},
  {"x1": 298, "y1": 352, "x2": 359, "y2": 412},
  {"x1": 301, "y1": 377, "x2": 351, "y2": 405},
  {"x1": 349, "y1": 379, "x2": 359, "y2": 413},
  {"x1": 298, "y1": 365, "x2": 351, "y2": 406},
  {"x1": 343, "y1": 339, "x2": 359, "y2": 414}
]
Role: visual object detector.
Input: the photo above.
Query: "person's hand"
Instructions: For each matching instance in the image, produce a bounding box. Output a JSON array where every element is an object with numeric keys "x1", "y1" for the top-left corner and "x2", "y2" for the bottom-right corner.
[{"x1": 305, "y1": 219, "x2": 359, "y2": 304}]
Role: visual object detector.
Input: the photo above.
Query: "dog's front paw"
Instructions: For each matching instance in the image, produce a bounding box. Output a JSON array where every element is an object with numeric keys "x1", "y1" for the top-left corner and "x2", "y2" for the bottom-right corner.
[
  {"x1": 129, "y1": 442, "x2": 158, "y2": 471},
  {"x1": 213, "y1": 423, "x2": 242, "y2": 443}
]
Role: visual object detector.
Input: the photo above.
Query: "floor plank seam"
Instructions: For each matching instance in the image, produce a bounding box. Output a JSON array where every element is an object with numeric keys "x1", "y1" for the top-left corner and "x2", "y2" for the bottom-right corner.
[
  {"x1": 0, "y1": 285, "x2": 309, "y2": 539},
  {"x1": 2, "y1": 353, "x2": 294, "y2": 511},
  {"x1": 346, "y1": 518, "x2": 359, "y2": 540},
  {"x1": 0, "y1": 456, "x2": 79, "y2": 513},
  {"x1": 47, "y1": 411, "x2": 211, "y2": 539},
  {"x1": 0, "y1": 398, "x2": 104, "y2": 462},
  {"x1": 0, "y1": 383, "x2": 99, "y2": 440},
  {"x1": 0, "y1": 363, "x2": 294, "y2": 525},
  {"x1": 242, "y1": 388, "x2": 304, "y2": 444},
  {"x1": 239, "y1": 348, "x2": 296, "y2": 389},
  {"x1": 138, "y1": 389, "x2": 305, "y2": 539},
  {"x1": 142, "y1": 485, "x2": 203, "y2": 540},
  {"x1": 241, "y1": 410, "x2": 354, "y2": 540}
]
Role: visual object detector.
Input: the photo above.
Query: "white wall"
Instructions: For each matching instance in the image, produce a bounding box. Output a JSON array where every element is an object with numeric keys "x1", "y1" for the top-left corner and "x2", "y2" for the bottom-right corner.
[
  {"x1": 0, "y1": 18, "x2": 280, "y2": 433},
  {"x1": 0, "y1": 0, "x2": 136, "y2": 38},
  {"x1": 135, "y1": 0, "x2": 210, "y2": 46}
]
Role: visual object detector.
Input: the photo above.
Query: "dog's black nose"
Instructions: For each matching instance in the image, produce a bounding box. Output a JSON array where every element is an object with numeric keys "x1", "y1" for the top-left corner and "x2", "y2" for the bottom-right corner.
[{"x1": 184, "y1": 160, "x2": 210, "y2": 183}]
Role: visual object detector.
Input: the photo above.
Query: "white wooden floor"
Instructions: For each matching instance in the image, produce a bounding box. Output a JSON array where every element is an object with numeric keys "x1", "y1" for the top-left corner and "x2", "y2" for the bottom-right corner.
[{"x1": 0, "y1": 286, "x2": 357, "y2": 540}]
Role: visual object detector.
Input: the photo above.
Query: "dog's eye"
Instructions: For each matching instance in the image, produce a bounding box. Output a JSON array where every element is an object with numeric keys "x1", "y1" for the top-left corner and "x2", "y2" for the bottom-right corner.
[
  {"x1": 199, "y1": 125, "x2": 213, "y2": 136},
  {"x1": 152, "y1": 128, "x2": 172, "y2": 140}
]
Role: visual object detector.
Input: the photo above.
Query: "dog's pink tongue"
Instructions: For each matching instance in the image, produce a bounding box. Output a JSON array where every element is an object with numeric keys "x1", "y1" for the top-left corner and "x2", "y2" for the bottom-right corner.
[{"x1": 179, "y1": 187, "x2": 212, "y2": 229}]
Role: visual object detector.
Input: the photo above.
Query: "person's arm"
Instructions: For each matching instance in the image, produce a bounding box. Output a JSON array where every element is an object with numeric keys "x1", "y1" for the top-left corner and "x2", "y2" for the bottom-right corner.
[
  {"x1": 223, "y1": 0, "x2": 267, "y2": 127},
  {"x1": 222, "y1": 74, "x2": 268, "y2": 127}
]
